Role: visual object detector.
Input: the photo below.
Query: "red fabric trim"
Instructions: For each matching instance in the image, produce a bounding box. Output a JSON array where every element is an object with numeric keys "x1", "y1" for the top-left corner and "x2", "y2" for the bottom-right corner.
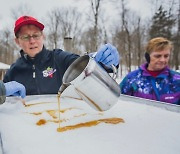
[{"x1": 147, "y1": 69, "x2": 163, "y2": 77}]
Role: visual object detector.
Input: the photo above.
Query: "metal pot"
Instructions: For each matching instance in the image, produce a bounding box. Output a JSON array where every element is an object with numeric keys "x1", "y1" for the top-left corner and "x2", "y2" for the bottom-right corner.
[{"x1": 59, "y1": 55, "x2": 120, "y2": 111}]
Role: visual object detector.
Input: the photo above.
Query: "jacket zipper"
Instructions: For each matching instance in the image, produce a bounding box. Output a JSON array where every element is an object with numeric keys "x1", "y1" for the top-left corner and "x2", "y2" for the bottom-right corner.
[
  {"x1": 32, "y1": 65, "x2": 36, "y2": 78},
  {"x1": 32, "y1": 64, "x2": 40, "y2": 94}
]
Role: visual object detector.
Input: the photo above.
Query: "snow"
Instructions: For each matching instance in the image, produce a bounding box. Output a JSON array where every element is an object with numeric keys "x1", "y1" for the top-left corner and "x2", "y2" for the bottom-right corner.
[
  {"x1": 0, "y1": 94, "x2": 180, "y2": 154},
  {"x1": 0, "y1": 62, "x2": 10, "y2": 70}
]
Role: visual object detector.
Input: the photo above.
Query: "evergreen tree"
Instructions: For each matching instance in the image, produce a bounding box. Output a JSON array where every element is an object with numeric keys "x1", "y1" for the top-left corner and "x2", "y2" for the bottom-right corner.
[{"x1": 149, "y1": 6, "x2": 176, "y2": 39}]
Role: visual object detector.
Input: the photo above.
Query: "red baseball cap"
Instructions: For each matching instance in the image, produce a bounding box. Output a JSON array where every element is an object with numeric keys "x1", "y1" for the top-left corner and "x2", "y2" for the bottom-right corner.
[{"x1": 14, "y1": 15, "x2": 44, "y2": 35}]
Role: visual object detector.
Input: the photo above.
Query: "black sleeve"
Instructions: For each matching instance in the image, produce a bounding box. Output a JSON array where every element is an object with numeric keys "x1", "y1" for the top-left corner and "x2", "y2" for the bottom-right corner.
[
  {"x1": 53, "y1": 49, "x2": 80, "y2": 71},
  {"x1": 3, "y1": 69, "x2": 11, "y2": 83}
]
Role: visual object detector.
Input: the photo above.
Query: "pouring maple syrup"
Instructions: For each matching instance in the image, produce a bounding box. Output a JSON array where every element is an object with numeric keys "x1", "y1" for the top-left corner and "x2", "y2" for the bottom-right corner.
[
  {"x1": 55, "y1": 92, "x2": 124, "y2": 133},
  {"x1": 28, "y1": 93, "x2": 125, "y2": 132},
  {"x1": 57, "y1": 92, "x2": 61, "y2": 131},
  {"x1": 32, "y1": 93, "x2": 125, "y2": 132}
]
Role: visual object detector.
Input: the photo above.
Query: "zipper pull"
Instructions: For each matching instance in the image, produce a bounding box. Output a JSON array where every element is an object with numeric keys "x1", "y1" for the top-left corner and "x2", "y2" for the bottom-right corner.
[
  {"x1": 33, "y1": 72, "x2": 36, "y2": 78},
  {"x1": 32, "y1": 64, "x2": 36, "y2": 78}
]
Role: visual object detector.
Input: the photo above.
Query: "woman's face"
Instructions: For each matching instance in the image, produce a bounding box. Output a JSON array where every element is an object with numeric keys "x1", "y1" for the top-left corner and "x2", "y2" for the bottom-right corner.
[
  {"x1": 15, "y1": 25, "x2": 45, "y2": 57},
  {"x1": 148, "y1": 48, "x2": 171, "y2": 71}
]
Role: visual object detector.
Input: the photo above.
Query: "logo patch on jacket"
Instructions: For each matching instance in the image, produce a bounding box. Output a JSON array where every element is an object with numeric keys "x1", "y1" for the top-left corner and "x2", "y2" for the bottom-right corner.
[{"x1": 42, "y1": 67, "x2": 56, "y2": 78}]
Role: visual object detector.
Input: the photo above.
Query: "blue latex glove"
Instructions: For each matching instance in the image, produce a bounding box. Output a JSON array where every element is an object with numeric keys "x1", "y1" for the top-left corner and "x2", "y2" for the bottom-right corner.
[
  {"x1": 95, "y1": 43, "x2": 120, "y2": 68},
  {"x1": 4, "y1": 81, "x2": 26, "y2": 98}
]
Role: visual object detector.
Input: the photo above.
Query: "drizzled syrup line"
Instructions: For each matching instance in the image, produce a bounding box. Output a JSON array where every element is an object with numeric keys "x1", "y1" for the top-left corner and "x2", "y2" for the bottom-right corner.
[
  {"x1": 25, "y1": 102, "x2": 54, "y2": 107},
  {"x1": 57, "y1": 117, "x2": 125, "y2": 132},
  {"x1": 36, "y1": 119, "x2": 68, "y2": 125}
]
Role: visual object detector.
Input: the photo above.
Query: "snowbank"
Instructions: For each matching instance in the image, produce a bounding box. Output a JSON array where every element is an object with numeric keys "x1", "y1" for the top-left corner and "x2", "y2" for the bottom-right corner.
[{"x1": 0, "y1": 62, "x2": 10, "y2": 69}]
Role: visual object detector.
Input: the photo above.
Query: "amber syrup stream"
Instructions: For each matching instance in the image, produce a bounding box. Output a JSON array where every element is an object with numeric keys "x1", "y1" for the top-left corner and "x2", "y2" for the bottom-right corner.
[{"x1": 57, "y1": 92, "x2": 61, "y2": 131}]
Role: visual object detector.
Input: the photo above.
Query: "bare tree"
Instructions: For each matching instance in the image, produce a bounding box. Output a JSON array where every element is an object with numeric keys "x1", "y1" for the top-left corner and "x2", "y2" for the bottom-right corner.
[
  {"x1": 84, "y1": 0, "x2": 103, "y2": 51},
  {"x1": 80, "y1": 28, "x2": 96, "y2": 53},
  {"x1": 136, "y1": 18, "x2": 142, "y2": 66},
  {"x1": 0, "y1": 28, "x2": 17, "y2": 64},
  {"x1": 111, "y1": 0, "x2": 150, "y2": 78},
  {"x1": 46, "y1": 8, "x2": 61, "y2": 49},
  {"x1": 91, "y1": 0, "x2": 101, "y2": 50},
  {"x1": 59, "y1": 7, "x2": 82, "y2": 54},
  {"x1": 46, "y1": 7, "x2": 82, "y2": 54},
  {"x1": 0, "y1": 4, "x2": 35, "y2": 64},
  {"x1": 131, "y1": 17, "x2": 146, "y2": 67},
  {"x1": 112, "y1": 0, "x2": 132, "y2": 73},
  {"x1": 11, "y1": 3, "x2": 34, "y2": 20}
]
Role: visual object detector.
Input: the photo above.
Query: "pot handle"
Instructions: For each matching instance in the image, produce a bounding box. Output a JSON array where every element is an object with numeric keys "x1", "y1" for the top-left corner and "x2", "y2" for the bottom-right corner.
[
  {"x1": 89, "y1": 53, "x2": 118, "y2": 80},
  {"x1": 98, "y1": 62, "x2": 118, "y2": 80},
  {"x1": 111, "y1": 64, "x2": 118, "y2": 80}
]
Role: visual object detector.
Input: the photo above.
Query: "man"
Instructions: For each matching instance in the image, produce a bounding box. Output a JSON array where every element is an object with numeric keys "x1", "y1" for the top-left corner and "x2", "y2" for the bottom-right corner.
[
  {"x1": 3, "y1": 15, "x2": 120, "y2": 95},
  {"x1": 120, "y1": 37, "x2": 180, "y2": 104},
  {"x1": 0, "y1": 81, "x2": 26, "y2": 104}
]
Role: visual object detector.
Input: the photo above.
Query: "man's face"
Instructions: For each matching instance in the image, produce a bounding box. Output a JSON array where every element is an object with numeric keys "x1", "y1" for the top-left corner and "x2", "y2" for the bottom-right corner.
[
  {"x1": 148, "y1": 48, "x2": 171, "y2": 71},
  {"x1": 15, "y1": 25, "x2": 44, "y2": 57}
]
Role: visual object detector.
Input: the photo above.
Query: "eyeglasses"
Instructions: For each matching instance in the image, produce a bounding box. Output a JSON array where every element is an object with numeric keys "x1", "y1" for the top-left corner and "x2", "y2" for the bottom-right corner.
[{"x1": 18, "y1": 33, "x2": 42, "y2": 41}]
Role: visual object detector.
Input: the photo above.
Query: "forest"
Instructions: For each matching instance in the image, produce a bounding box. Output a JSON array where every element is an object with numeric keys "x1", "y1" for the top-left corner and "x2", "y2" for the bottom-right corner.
[{"x1": 0, "y1": 0, "x2": 179, "y2": 77}]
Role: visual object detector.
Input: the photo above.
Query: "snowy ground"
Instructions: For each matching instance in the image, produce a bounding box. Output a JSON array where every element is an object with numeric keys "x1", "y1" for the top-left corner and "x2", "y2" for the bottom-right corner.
[
  {"x1": 0, "y1": 62, "x2": 10, "y2": 69},
  {"x1": 0, "y1": 94, "x2": 180, "y2": 154}
]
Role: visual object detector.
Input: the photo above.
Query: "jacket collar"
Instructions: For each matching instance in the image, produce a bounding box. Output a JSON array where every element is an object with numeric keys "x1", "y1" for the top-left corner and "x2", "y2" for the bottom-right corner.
[
  {"x1": 140, "y1": 63, "x2": 170, "y2": 77},
  {"x1": 20, "y1": 46, "x2": 49, "y2": 64}
]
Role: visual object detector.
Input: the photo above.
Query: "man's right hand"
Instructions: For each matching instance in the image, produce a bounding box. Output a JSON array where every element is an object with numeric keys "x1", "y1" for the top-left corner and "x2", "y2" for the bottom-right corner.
[
  {"x1": 94, "y1": 43, "x2": 120, "y2": 68},
  {"x1": 4, "y1": 81, "x2": 26, "y2": 98}
]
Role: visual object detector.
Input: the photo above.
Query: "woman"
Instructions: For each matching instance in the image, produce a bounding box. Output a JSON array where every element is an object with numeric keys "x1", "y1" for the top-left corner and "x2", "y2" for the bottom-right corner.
[{"x1": 120, "y1": 37, "x2": 180, "y2": 104}]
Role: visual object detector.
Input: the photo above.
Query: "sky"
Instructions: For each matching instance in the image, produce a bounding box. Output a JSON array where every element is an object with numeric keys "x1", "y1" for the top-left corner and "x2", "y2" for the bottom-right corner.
[
  {"x1": 0, "y1": 0, "x2": 152, "y2": 31},
  {"x1": 0, "y1": 93, "x2": 180, "y2": 154}
]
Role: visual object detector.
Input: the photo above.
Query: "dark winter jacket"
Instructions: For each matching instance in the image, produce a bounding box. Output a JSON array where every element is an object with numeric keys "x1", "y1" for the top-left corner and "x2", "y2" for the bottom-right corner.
[
  {"x1": 0, "y1": 81, "x2": 6, "y2": 104},
  {"x1": 3, "y1": 47, "x2": 79, "y2": 95},
  {"x1": 120, "y1": 63, "x2": 180, "y2": 104}
]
